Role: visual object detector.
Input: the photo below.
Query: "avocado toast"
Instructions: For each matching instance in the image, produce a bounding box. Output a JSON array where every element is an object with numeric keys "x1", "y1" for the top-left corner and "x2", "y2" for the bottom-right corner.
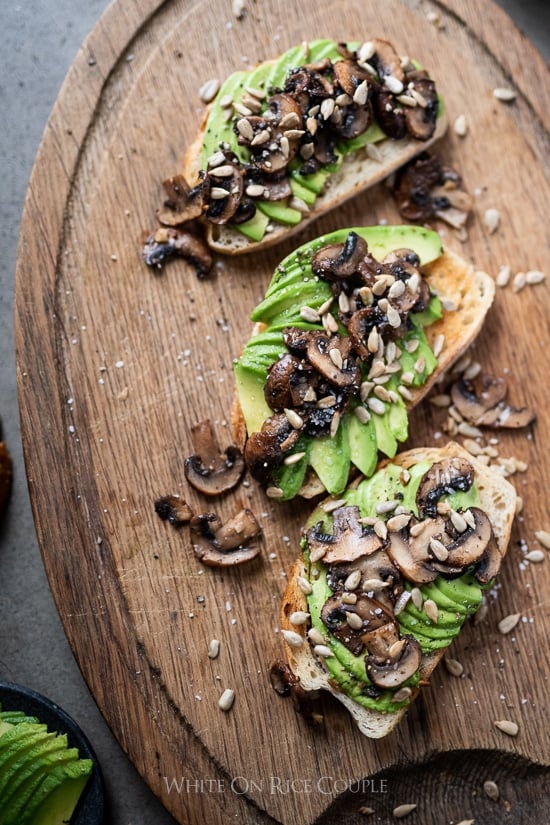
[
  {"x1": 280, "y1": 442, "x2": 517, "y2": 738},
  {"x1": 232, "y1": 225, "x2": 495, "y2": 500},
  {"x1": 156, "y1": 37, "x2": 446, "y2": 254}
]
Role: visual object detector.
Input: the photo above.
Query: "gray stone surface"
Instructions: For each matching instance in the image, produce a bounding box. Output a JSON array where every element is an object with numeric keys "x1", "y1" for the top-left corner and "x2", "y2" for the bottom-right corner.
[{"x1": 0, "y1": 2, "x2": 547, "y2": 822}]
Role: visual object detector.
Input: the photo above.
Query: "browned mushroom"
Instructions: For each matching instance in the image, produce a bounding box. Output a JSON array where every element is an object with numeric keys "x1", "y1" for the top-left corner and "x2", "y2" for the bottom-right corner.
[
  {"x1": 311, "y1": 231, "x2": 371, "y2": 280},
  {"x1": 361, "y1": 620, "x2": 400, "y2": 658},
  {"x1": 326, "y1": 547, "x2": 401, "y2": 596},
  {"x1": 320, "y1": 592, "x2": 394, "y2": 655},
  {"x1": 142, "y1": 227, "x2": 213, "y2": 276},
  {"x1": 184, "y1": 419, "x2": 245, "y2": 496},
  {"x1": 393, "y1": 152, "x2": 472, "y2": 227},
  {"x1": 305, "y1": 332, "x2": 360, "y2": 388},
  {"x1": 204, "y1": 159, "x2": 244, "y2": 223},
  {"x1": 430, "y1": 507, "x2": 493, "y2": 574},
  {"x1": 157, "y1": 174, "x2": 203, "y2": 226},
  {"x1": 366, "y1": 636, "x2": 422, "y2": 689},
  {"x1": 450, "y1": 374, "x2": 535, "y2": 429},
  {"x1": 154, "y1": 495, "x2": 193, "y2": 525},
  {"x1": 264, "y1": 354, "x2": 318, "y2": 412},
  {"x1": 415, "y1": 457, "x2": 474, "y2": 518},
  {"x1": 306, "y1": 505, "x2": 386, "y2": 565},
  {"x1": 370, "y1": 38, "x2": 404, "y2": 84},
  {"x1": 190, "y1": 508, "x2": 262, "y2": 566},
  {"x1": 372, "y1": 89, "x2": 407, "y2": 140},
  {"x1": 475, "y1": 533, "x2": 503, "y2": 583},
  {"x1": 244, "y1": 413, "x2": 299, "y2": 484},
  {"x1": 403, "y1": 70, "x2": 438, "y2": 141},
  {"x1": 387, "y1": 527, "x2": 440, "y2": 585}
]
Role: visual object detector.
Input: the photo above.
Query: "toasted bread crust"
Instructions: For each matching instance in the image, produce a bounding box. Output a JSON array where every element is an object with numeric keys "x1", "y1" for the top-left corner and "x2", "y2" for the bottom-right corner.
[{"x1": 280, "y1": 442, "x2": 517, "y2": 738}]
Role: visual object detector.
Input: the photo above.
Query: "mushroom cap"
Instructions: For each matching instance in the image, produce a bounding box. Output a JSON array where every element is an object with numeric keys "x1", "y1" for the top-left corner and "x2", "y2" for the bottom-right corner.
[
  {"x1": 320, "y1": 591, "x2": 394, "y2": 655},
  {"x1": 184, "y1": 419, "x2": 245, "y2": 496},
  {"x1": 306, "y1": 505, "x2": 386, "y2": 565},
  {"x1": 311, "y1": 231, "x2": 369, "y2": 279},
  {"x1": 190, "y1": 508, "x2": 262, "y2": 567},
  {"x1": 450, "y1": 374, "x2": 535, "y2": 429},
  {"x1": 403, "y1": 70, "x2": 438, "y2": 141},
  {"x1": 305, "y1": 332, "x2": 360, "y2": 388},
  {"x1": 415, "y1": 457, "x2": 474, "y2": 518},
  {"x1": 387, "y1": 528, "x2": 440, "y2": 585},
  {"x1": 432, "y1": 507, "x2": 495, "y2": 574},
  {"x1": 157, "y1": 174, "x2": 203, "y2": 226},
  {"x1": 366, "y1": 635, "x2": 422, "y2": 689}
]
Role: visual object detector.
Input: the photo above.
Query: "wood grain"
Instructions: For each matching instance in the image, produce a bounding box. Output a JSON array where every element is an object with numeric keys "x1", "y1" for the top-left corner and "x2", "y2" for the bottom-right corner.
[{"x1": 14, "y1": 0, "x2": 550, "y2": 823}]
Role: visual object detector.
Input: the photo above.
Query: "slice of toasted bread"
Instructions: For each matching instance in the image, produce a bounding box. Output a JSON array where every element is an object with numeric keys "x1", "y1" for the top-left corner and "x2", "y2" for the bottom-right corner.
[
  {"x1": 181, "y1": 38, "x2": 447, "y2": 256},
  {"x1": 187, "y1": 116, "x2": 447, "y2": 256},
  {"x1": 231, "y1": 242, "x2": 496, "y2": 493},
  {"x1": 280, "y1": 442, "x2": 517, "y2": 738}
]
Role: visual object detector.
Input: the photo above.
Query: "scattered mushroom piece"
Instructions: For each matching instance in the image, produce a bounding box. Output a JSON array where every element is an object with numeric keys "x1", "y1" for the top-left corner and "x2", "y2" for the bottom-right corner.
[
  {"x1": 366, "y1": 635, "x2": 422, "y2": 689},
  {"x1": 142, "y1": 226, "x2": 213, "y2": 277},
  {"x1": 157, "y1": 174, "x2": 203, "y2": 226},
  {"x1": 393, "y1": 152, "x2": 472, "y2": 229},
  {"x1": 415, "y1": 457, "x2": 474, "y2": 518},
  {"x1": 154, "y1": 495, "x2": 193, "y2": 525},
  {"x1": 450, "y1": 374, "x2": 536, "y2": 429},
  {"x1": 184, "y1": 419, "x2": 245, "y2": 496},
  {"x1": 190, "y1": 508, "x2": 262, "y2": 566}
]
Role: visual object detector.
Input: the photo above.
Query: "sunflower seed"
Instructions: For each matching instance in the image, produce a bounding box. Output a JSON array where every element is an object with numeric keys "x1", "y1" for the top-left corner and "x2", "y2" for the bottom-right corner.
[
  {"x1": 209, "y1": 164, "x2": 235, "y2": 178},
  {"x1": 445, "y1": 657, "x2": 464, "y2": 677},
  {"x1": 384, "y1": 75, "x2": 404, "y2": 94},
  {"x1": 208, "y1": 639, "x2": 220, "y2": 659},
  {"x1": 321, "y1": 498, "x2": 347, "y2": 513},
  {"x1": 199, "y1": 77, "x2": 221, "y2": 103},
  {"x1": 430, "y1": 538, "x2": 449, "y2": 561},
  {"x1": 494, "y1": 719, "x2": 519, "y2": 736},
  {"x1": 367, "y1": 397, "x2": 386, "y2": 415},
  {"x1": 307, "y1": 628, "x2": 326, "y2": 646},
  {"x1": 282, "y1": 629, "x2": 304, "y2": 648},
  {"x1": 300, "y1": 305, "x2": 320, "y2": 323},
  {"x1": 297, "y1": 576, "x2": 313, "y2": 595},
  {"x1": 493, "y1": 87, "x2": 516, "y2": 102},
  {"x1": 353, "y1": 80, "x2": 369, "y2": 105},
  {"x1": 218, "y1": 688, "x2": 235, "y2": 711},
  {"x1": 251, "y1": 129, "x2": 271, "y2": 146},
  {"x1": 498, "y1": 612, "x2": 521, "y2": 634},
  {"x1": 344, "y1": 569, "x2": 362, "y2": 591},
  {"x1": 210, "y1": 186, "x2": 229, "y2": 200},
  {"x1": 483, "y1": 780, "x2": 499, "y2": 801},
  {"x1": 280, "y1": 111, "x2": 301, "y2": 128},
  {"x1": 266, "y1": 486, "x2": 284, "y2": 499},
  {"x1": 513, "y1": 271, "x2": 526, "y2": 292},
  {"x1": 456, "y1": 820, "x2": 474, "y2": 825},
  {"x1": 525, "y1": 549, "x2": 545, "y2": 563},
  {"x1": 320, "y1": 98, "x2": 335, "y2": 119},
  {"x1": 495, "y1": 264, "x2": 511, "y2": 286},
  {"x1": 358, "y1": 40, "x2": 376, "y2": 62},
  {"x1": 363, "y1": 578, "x2": 390, "y2": 591},
  {"x1": 290, "y1": 611, "x2": 310, "y2": 626},
  {"x1": 366, "y1": 142, "x2": 383, "y2": 162},
  {"x1": 313, "y1": 644, "x2": 334, "y2": 658},
  {"x1": 535, "y1": 530, "x2": 550, "y2": 549},
  {"x1": 393, "y1": 686, "x2": 414, "y2": 704},
  {"x1": 219, "y1": 94, "x2": 234, "y2": 108},
  {"x1": 374, "y1": 520, "x2": 388, "y2": 540},
  {"x1": 424, "y1": 599, "x2": 439, "y2": 623},
  {"x1": 354, "y1": 405, "x2": 371, "y2": 424},
  {"x1": 392, "y1": 803, "x2": 417, "y2": 818},
  {"x1": 387, "y1": 513, "x2": 412, "y2": 532},
  {"x1": 525, "y1": 269, "x2": 545, "y2": 285},
  {"x1": 309, "y1": 544, "x2": 327, "y2": 562},
  {"x1": 450, "y1": 510, "x2": 468, "y2": 533},
  {"x1": 454, "y1": 113, "x2": 468, "y2": 136},
  {"x1": 246, "y1": 183, "x2": 266, "y2": 198},
  {"x1": 236, "y1": 117, "x2": 254, "y2": 141},
  {"x1": 346, "y1": 611, "x2": 364, "y2": 630},
  {"x1": 484, "y1": 208, "x2": 500, "y2": 234},
  {"x1": 410, "y1": 587, "x2": 423, "y2": 611}
]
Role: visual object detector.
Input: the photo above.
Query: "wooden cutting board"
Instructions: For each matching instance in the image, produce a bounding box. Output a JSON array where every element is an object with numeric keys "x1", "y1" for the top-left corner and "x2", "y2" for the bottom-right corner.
[{"x1": 14, "y1": 1, "x2": 550, "y2": 822}]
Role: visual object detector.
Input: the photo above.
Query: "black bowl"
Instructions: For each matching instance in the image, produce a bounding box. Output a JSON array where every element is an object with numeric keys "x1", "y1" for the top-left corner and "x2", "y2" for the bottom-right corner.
[{"x1": 0, "y1": 681, "x2": 105, "y2": 824}]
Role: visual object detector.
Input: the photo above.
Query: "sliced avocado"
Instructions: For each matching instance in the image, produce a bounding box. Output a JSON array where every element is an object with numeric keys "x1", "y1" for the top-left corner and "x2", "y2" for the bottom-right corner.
[
  {"x1": 232, "y1": 208, "x2": 270, "y2": 242},
  {"x1": 290, "y1": 167, "x2": 331, "y2": 196},
  {"x1": 250, "y1": 281, "x2": 331, "y2": 326},
  {"x1": 273, "y1": 439, "x2": 311, "y2": 500},
  {"x1": 201, "y1": 69, "x2": 248, "y2": 164},
  {"x1": 308, "y1": 421, "x2": 350, "y2": 496},
  {"x1": 257, "y1": 200, "x2": 303, "y2": 226},
  {"x1": 347, "y1": 412, "x2": 378, "y2": 478},
  {"x1": 288, "y1": 177, "x2": 317, "y2": 206},
  {"x1": 234, "y1": 365, "x2": 272, "y2": 435},
  {"x1": 12, "y1": 757, "x2": 92, "y2": 825},
  {"x1": 387, "y1": 394, "x2": 409, "y2": 444},
  {"x1": 264, "y1": 43, "x2": 309, "y2": 91},
  {"x1": 372, "y1": 411, "x2": 398, "y2": 459},
  {"x1": 31, "y1": 771, "x2": 92, "y2": 825},
  {"x1": 337, "y1": 121, "x2": 386, "y2": 155},
  {"x1": 1, "y1": 736, "x2": 76, "y2": 816}
]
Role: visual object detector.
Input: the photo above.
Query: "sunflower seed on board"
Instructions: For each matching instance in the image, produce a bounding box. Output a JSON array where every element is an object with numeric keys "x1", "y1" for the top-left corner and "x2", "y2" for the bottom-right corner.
[
  {"x1": 456, "y1": 820, "x2": 475, "y2": 825},
  {"x1": 484, "y1": 208, "x2": 500, "y2": 234},
  {"x1": 535, "y1": 530, "x2": 550, "y2": 549},
  {"x1": 496, "y1": 264, "x2": 511, "y2": 287},
  {"x1": 453, "y1": 113, "x2": 468, "y2": 136},
  {"x1": 218, "y1": 688, "x2": 235, "y2": 712},
  {"x1": 445, "y1": 657, "x2": 464, "y2": 677},
  {"x1": 199, "y1": 78, "x2": 221, "y2": 103},
  {"x1": 498, "y1": 612, "x2": 521, "y2": 634},
  {"x1": 525, "y1": 549, "x2": 545, "y2": 563},
  {"x1": 208, "y1": 639, "x2": 220, "y2": 659},
  {"x1": 483, "y1": 780, "x2": 499, "y2": 801},
  {"x1": 494, "y1": 719, "x2": 519, "y2": 736},
  {"x1": 493, "y1": 87, "x2": 516, "y2": 102},
  {"x1": 392, "y1": 803, "x2": 417, "y2": 818},
  {"x1": 525, "y1": 269, "x2": 545, "y2": 285}
]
